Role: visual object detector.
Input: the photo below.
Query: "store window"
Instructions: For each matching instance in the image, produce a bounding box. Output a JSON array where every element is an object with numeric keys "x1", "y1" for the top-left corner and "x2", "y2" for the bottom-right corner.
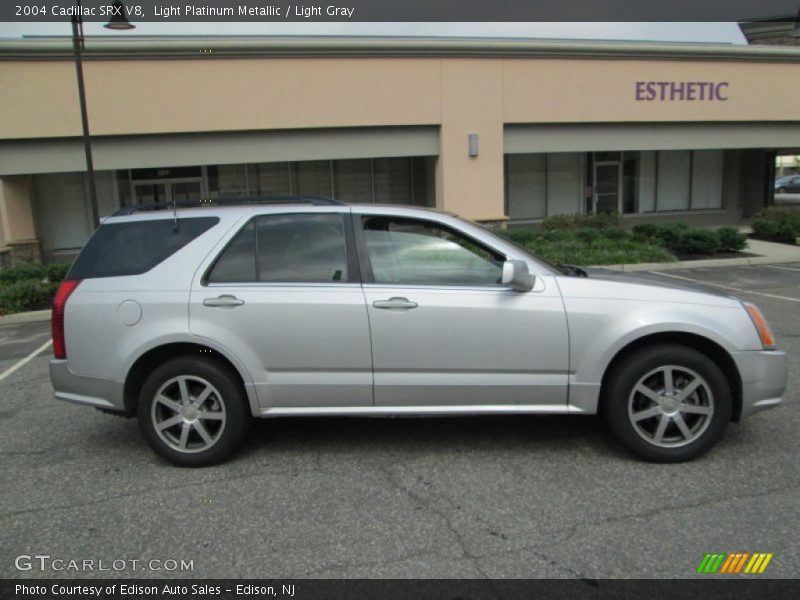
[
  {"x1": 333, "y1": 159, "x2": 373, "y2": 203},
  {"x1": 656, "y1": 151, "x2": 692, "y2": 211},
  {"x1": 374, "y1": 158, "x2": 412, "y2": 204},
  {"x1": 690, "y1": 150, "x2": 724, "y2": 209},
  {"x1": 250, "y1": 162, "x2": 292, "y2": 196},
  {"x1": 506, "y1": 154, "x2": 546, "y2": 219}
]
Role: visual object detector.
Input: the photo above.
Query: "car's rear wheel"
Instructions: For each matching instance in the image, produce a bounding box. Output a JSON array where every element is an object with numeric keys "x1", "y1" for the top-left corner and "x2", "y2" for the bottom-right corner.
[
  {"x1": 137, "y1": 357, "x2": 249, "y2": 467},
  {"x1": 604, "y1": 344, "x2": 732, "y2": 462},
  {"x1": 777, "y1": 186, "x2": 787, "y2": 194}
]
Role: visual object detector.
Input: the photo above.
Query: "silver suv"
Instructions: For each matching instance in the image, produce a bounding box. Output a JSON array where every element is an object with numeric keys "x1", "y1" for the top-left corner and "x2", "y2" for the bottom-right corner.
[{"x1": 50, "y1": 198, "x2": 787, "y2": 466}]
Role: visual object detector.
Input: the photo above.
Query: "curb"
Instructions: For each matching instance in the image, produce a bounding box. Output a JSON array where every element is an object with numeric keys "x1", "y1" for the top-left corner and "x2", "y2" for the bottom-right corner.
[
  {"x1": 0, "y1": 309, "x2": 51, "y2": 326},
  {"x1": 591, "y1": 254, "x2": 800, "y2": 272}
]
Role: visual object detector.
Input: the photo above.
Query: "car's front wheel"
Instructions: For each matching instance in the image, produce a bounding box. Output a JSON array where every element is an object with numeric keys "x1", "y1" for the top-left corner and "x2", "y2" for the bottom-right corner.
[
  {"x1": 137, "y1": 357, "x2": 250, "y2": 467},
  {"x1": 604, "y1": 344, "x2": 732, "y2": 462},
  {"x1": 777, "y1": 187, "x2": 787, "y2": 194}
]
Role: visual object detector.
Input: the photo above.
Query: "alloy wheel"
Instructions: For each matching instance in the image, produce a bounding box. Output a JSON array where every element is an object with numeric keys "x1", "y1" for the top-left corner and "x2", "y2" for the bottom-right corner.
[
  {"x1": 151, "y1": 375, "x2": 226, "y2": 454},
  {"x1": 627, "y1": 365, "x2": 714, "y2": 448}
]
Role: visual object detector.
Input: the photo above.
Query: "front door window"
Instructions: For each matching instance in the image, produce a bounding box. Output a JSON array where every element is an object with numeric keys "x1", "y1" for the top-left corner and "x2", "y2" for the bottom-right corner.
[{"x1": 361, "y1": 216, "x2": 505, "y2": 286}]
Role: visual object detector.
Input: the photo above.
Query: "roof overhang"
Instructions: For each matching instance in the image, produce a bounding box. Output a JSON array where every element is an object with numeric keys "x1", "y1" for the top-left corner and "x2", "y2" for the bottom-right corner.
[{"x1": 2, "y1": 36, "x2": 800, "y2": 62}]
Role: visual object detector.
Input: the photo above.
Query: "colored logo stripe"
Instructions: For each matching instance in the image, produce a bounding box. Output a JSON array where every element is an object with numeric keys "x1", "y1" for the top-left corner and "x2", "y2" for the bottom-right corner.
[
  {"x1": 697, "y1": 553, "x2": 726, "y2": 573},
  {"x1": 744, "y1": 553, "x2": 774, "y2": 574},
  {"x1": 697, "y1": 552, "x2": 773, "y2": 574}
]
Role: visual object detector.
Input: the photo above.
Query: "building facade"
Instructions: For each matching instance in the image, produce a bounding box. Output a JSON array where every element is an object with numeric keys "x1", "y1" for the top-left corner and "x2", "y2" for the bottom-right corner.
[{"x1": 1, "y1": 37, "x2": 799, "y2": 263}]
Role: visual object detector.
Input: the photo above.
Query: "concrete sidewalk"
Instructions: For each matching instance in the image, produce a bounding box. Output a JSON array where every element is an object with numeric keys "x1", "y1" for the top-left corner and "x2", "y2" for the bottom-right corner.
[{"x1": 592, "y1": 238, "x2": 800, "y2": 272}]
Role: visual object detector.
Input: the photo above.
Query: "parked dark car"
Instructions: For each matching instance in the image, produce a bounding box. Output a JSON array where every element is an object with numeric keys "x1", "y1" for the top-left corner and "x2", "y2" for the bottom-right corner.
[{"x1": 775, "y1": 175, "x2": 800, "y2": 194}]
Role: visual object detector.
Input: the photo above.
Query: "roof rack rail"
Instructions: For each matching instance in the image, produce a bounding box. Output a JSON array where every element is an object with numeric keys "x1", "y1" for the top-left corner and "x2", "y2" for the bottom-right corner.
[{"x1": 112, "y1": 195, "x2": 347, "y2": 216}]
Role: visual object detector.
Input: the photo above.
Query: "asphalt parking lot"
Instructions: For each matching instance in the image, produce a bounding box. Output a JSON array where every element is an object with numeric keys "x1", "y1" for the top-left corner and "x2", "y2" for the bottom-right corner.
[{"x1": 1, "y1": 263, "x2": 798, "y2": 580}]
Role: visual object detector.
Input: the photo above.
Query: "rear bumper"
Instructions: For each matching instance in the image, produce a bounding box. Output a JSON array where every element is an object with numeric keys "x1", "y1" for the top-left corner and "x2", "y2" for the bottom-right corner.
[
  {"x1": 50, "y1": 360, "x2": 125, "y2": 411},
  {"x1": 731, "y1": 350, "x2": 788, "y2": 420}
]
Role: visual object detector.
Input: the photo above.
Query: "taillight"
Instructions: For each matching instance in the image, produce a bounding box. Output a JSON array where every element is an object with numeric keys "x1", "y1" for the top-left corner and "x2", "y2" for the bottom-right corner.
[{"x1": 52, "y1": 279, "x2": 81, "y2": 359}]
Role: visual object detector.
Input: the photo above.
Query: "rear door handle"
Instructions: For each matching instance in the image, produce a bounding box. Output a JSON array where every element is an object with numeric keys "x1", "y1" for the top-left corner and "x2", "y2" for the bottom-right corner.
[
  {"x1": 373, "y1": 297, "x2": 418, "y2": 310},
  {"x1": 203, "y1": 295, "x2": 245, "y2": 308}
]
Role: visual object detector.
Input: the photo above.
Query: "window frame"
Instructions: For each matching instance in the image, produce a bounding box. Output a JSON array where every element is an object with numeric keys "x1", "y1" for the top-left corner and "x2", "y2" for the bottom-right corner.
[
  {"x1": 202, "y1": 212, "x2": 360, "y2": 286},
  {"x1": 352, "y1": 213, "x2": 508, "y2": 289}
]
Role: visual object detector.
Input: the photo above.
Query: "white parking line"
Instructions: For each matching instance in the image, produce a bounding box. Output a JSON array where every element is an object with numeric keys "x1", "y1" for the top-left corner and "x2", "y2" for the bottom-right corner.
[
  {"x1": 765, "y1": 265, "x2": 800, "y2": 273},
  {"x1": 0, "y1": 339, "x2": 52, "y2": 383},
  {"x1": 652, "y1": 271, "x2": 800, "y2": 303}
]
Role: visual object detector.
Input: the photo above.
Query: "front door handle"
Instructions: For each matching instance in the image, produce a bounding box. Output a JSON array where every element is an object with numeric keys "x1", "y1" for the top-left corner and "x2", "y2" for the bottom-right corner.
[
  {"x1": 373, "y1": 297, "x2": 418, "y2": 310},
  {"x1": 203, "y1": 295, "x2": 245, "y2": 308}
]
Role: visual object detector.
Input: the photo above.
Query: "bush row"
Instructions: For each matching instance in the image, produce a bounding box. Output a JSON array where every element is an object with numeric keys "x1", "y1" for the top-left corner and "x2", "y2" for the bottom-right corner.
[
  {"x1": 631, "y1": 223, "x2": 747, "y2": 255},
  {"x1": 502, "y1": 214, "x2": 747, "y2": 260},
  {"x1": 0, "y1": 261, "x2": 71, "y2": 316},
  {"x1": 750, "y1": 207, "x2": 800, "y2": 245}
]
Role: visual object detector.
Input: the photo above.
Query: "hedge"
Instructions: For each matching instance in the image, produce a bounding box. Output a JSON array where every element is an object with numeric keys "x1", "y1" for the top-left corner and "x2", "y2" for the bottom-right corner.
[
  {"x1": 751, "y1": 207, "x2": 800, "y2": 245},
  {"x1": 0, "y1": 261, "x2": 71, "y2": 316}
]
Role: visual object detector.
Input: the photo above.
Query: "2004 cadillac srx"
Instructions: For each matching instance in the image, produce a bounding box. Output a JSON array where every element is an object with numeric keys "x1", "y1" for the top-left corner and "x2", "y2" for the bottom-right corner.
[{"x1": 49, "y1": 197, "x2": 787, "y2": 466}]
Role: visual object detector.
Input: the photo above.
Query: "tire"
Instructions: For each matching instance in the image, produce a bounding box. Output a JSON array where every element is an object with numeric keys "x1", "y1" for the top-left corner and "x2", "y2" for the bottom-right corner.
[
  {"x1": 137, "y1": 357, "x2": 250, "y2": 467},
  {"x1": 603, "y1": 344, "x2": 732, "y2": 462},
  {"x1": 777, "y1": 187, "x2": 787, "y2": 194}
]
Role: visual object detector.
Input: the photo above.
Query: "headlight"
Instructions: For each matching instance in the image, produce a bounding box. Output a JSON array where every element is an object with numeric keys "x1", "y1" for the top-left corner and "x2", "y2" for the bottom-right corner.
[{"x1": 743, "y1": 302, "x2": 776, "y2": 350}]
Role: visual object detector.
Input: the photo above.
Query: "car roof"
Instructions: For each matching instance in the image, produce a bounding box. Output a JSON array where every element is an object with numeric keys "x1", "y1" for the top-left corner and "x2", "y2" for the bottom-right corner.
[{"x1": 100, "y1": 197, "x2": 456, "y2": 224}]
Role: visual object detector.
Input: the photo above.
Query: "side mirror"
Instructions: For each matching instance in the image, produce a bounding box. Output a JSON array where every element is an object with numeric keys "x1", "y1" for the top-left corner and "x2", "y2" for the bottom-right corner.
[{"x1": 501, "y1": 260, "x2": 534, "y2": 292}]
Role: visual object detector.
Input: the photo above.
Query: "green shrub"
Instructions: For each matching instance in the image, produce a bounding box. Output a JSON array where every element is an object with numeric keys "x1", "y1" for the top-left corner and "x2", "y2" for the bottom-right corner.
[
  {"x1": 574, "y1": 212, "x2": 623, "y2": 231},
  {"x1": 500, "y1": 228, "x2": 539, "y2": 245},
  {"x1": 672, "y1": 229, "x2": 720, "y2": 255},
  {"x1": 717, "y1": 227, "x2": 748, "y2": 252},
  {"x1": 750, "y1": 207, "x2": 800, "y2": 244},
  {"x1": 575, "y1": 228, "x2": 601, "y2": 243},
  {"x1": 631, "y1": 223, "x2": 659, "y2": 241},
  {"x1": 602, "y1": 227, "x2": 632, "y2": 241},
  {"x1": 539, "y1": 213, "x2": 578, "y2": 231},
  {"x1": 752, "y1": 218, "x2": 798, "y2": 244},
  {"x1": 652, "y1": 223, "x2": 689, "y2": 249},
  {"x1": 0, "y1": 262, "x2": 47, "y2": 285},
  {"x1": 46, "y1": 261, "x2": 71, "y2": 283},
  {"x1": 0, "y1": 279, "x2": 59, "y2": 315}
]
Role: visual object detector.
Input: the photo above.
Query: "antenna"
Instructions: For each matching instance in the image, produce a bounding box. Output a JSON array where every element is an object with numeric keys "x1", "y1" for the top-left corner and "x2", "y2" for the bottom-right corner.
[{"x1": 172, "y1": 194, "x2": 178, "y2": 232}]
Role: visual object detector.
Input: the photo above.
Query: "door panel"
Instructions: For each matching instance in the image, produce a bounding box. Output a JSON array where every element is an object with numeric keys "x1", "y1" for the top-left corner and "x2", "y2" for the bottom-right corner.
[
  {"x1": 190, "y1": 285, "x2": 372, "y2": 408},
  {"x1": 363, "y1": 284, "x2": 568, "y2": 406},
  {"x1": 189, "y1": 211, "x2": 372, "y2": 409},
  {"x1": 356, "y1": 213, "x2": 569, "y2": 407}
]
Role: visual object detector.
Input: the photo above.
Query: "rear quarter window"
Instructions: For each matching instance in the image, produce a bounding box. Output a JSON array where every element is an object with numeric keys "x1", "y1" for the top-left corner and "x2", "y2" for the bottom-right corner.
[{"x1": 68, "y1": 217, "x2": 219, "y2": 279}]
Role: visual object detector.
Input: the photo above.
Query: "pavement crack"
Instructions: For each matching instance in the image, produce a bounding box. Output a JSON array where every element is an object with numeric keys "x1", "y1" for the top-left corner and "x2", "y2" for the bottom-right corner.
[
  {"x1": 378, "y1": 464, "x2": 493, "y2": 581},
  {"x1": 537, "y1": 481, "x2": 800, "y2": 550}
]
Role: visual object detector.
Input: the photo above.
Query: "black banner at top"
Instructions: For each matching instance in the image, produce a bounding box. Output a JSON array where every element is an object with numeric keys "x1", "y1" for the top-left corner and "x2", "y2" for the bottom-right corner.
[{"x1": 3, "y1": 0, "x2": 800, "y2": 22}]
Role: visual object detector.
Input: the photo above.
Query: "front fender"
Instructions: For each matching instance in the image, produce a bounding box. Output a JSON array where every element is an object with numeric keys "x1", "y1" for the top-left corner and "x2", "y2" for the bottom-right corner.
[{"x1": 564, "y1": 297, "x2": 760, "y2": 413}]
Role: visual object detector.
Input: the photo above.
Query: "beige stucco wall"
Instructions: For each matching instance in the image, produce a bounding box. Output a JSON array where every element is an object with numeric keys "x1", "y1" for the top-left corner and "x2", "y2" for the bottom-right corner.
[
  {"x1": 503, "y1": 59, "x2": 800, "y2": 123},
  {"x1": 2, "y1": 56, "x2": 798, "y2": 141},
  {"x1": 0, "y1": 58, "x2": 443, "y2": 139},
  {"x1": 437, "y1": 59, "x2": 505, "y2": 219},
  {"x1": 0, "y1": 176, "x2": 37, "y2": 244},
  {"x1": 1, "y1": 53, "x2": 798, "y2": 222}
]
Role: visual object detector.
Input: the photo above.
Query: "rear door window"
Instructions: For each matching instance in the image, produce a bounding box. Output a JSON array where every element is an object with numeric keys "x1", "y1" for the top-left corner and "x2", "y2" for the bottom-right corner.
[
  {"x1": 68, "y1": 217, "x2": 219, "y2": 279},
  {"x1": 206, "y1": 213, "x2": 350, "y2": 284}
]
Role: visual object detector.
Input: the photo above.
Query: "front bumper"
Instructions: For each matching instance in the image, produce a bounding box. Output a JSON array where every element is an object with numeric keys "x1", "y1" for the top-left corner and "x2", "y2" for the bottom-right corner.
[
  {"x1": 731, "y1": 350, "x2": 788, "y2": 420},
  {"x1": 50, "y1": 360, "x2": 125, "y2": 411}
]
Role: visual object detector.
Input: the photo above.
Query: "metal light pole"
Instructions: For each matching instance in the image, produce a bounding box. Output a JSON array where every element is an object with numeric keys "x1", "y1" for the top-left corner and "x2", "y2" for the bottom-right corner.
[{"x1": 71, "y1": 0, "x2": 134, "y2": 228}]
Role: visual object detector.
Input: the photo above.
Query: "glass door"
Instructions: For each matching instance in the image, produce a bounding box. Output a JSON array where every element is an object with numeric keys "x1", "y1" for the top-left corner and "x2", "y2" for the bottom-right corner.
[
  {"x1": 170, "y1": 180, "x2": 203, "y2": 202},
  {"x1": 593, "y1": 161, "x2": 621, "y2": 214},
  {"x1": 133, "y1": 179, "x2": 203, "y2": 205},
  {"x1": 133, "y1": 182, "x2": 169, "y2": 204}
]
